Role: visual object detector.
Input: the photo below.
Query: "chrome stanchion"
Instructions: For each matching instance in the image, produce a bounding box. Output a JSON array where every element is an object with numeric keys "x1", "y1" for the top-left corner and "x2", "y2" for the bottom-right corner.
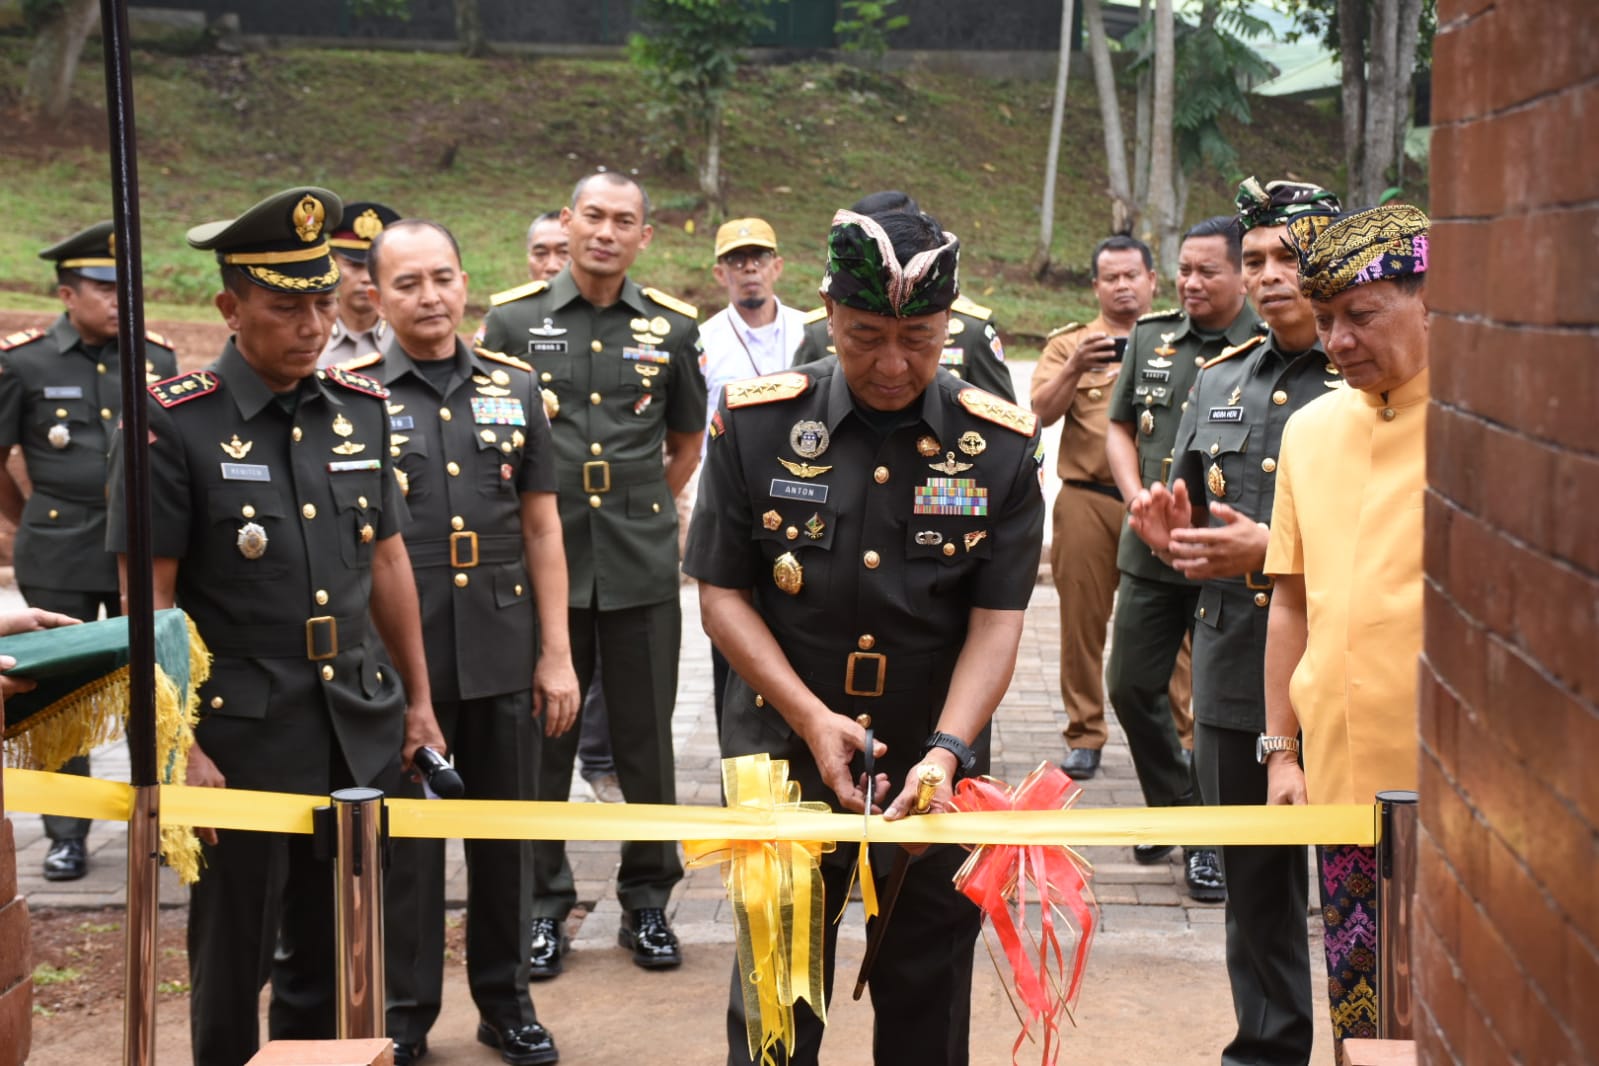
[
  {"x1": 1377, "y1": 789, "x2": 1418, "y2": 1038},
  {"x1": 331, "y1": 787, "x2": 386, "y2": 1039}
]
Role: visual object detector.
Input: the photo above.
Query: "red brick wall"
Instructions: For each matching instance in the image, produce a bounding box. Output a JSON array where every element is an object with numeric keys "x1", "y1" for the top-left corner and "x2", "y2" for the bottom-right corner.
[
  {"x1": 0, "y1": 766, "x2": 33, "y2": 1066},
  {"x1": 1419, "y1": 0, "x2": 1599, "y2": 1061}
]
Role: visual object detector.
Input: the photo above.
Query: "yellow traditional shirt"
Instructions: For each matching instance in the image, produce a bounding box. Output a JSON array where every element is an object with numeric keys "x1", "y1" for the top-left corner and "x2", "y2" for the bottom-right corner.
[{"x1": 1264, "y1": 368, "x2": 1428, "y2": 805}]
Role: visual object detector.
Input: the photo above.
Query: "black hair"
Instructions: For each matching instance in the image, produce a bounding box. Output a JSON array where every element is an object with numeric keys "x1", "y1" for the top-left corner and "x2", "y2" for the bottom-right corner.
[
  {"x1": 1182, "y1": 215, "x2": 1243, "y2": 269},
  {"x1": 870, "y1": 208, "x2": 946, "y2": 266},
  {"x1": 367, "y1": 219, "x2": 464, "y2": 288},
  {"x1": 219, "y1": 264, "x2": 255, "y2": 297},
  {"x1": 851, "y1": 190, "x2": 919, "y2": 216},
  {"x1": 571, "y1": 172, "x2": 651, "y2": 224},
  {"x1": 55, "y1": 268, "x2": 86, "y2": 290},
  {"x1": 1090, "y1": 235, "x2": 1154, "y2": 278},
  {"x1": 1391, "y1": 273, "x2": 1427, "y2": 296},
  {"x1": 526, "y1": 211, "x2": 563, "y2": 246}
]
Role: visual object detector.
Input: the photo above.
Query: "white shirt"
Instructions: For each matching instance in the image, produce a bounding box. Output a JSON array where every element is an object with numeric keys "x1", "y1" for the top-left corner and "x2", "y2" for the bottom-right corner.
[{"x1": 697, "y1": 297, "x2": 808, "y2": 436}]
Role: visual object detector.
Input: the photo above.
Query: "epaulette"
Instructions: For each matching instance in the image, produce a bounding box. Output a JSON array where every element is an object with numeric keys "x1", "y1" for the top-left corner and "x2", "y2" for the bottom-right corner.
[
  {"x1": 145, "y1": 329, "x2": 175, "y2": 350},
  {"x1": 1046, "y1": 322, "x2": 1084, "y2": 340},
  {"x1": 642, "y1": 287, "x2": 699, "y2": 321},
  {"x1": 474, "y1": 346, "x2": 533, "y2": 373},
  {"x1": 957, "y1": 388, "x2": 1037, "y2": 436},
  {"x1": 337, "y1": 352, "x2": 383, "y2": 372},
  {"x1": 0, "y1": 328, "x2": 44, "y2": 352},
  {"x1": 148, "y1": 370, "x2": 220, "y2": 408},
  {"x1": 724, "y1": 372, "x2": 810, "y2": 408},
  {"x1": 951, "y1": 295, "x2": 993, "y2": 321},
  {"x1": 1203, "y1": 333, "x2": 1267, "y2": 370},
  {"x1": 320, "y1": 365, "x2": 389, "y2": 399},
  {"x1": 801, "y1": 305, "x2": 828, "y2": 325},
  {"x1": 1138, "y1": 307, "x2": 1183, "y2": 322},
  {"x1": 489, "y1": 279, "x2": 548, "y2": 307}
]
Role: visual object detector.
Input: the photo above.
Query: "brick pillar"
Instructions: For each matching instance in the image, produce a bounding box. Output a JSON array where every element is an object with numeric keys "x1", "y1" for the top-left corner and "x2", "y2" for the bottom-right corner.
[
  {"x1": 1418, "y1": 0, "x2": 1599, "y2": 1062},
  {"x1": 0, "y1": 762, "x2": 33, "y2": 1066}
]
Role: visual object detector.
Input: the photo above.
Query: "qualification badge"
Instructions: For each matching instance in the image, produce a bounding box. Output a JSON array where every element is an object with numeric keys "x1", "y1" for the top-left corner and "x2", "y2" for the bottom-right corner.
[
  {"x1": 1138, "y1": 409, "x2": 1155, "y2": 436},
  {"x1": 772, "y1": 552, "x2": 804, "y2": 595},
  {"x1": 237, "y1": 521, "x2": 268, "y2": 560},
  {"x1": 762, "y1": 509, "x2": 783, "y2": 531},
  {"x1": 916, "y1": 435, "x2": 941, "y2": 457},
  {"x1": 957, "y1": 431, "x2": 986, "y2": 457},
  {"x1": 542, "y1": 388, "x2": 560, "y2": 420},
  {"x1": 804, "y1": 513, "x2": 825, "y2": 540},
  {"x1": 789, "y1": 420, "x2": 829, "y2": 459},
  {"x1": 220, "y1": 435, "x2": 253, "y2": 459},
  {"x1": 490, "y1": 369, "x2": 511, "y2": 386},
  {"x1": 1151, "y1": 332, "x2": 1178, "y2": 365},
  {"x1": 47, "y1": 423, "x2": 71, "y2": 449},
  {"x1": 359, "y1": 523, "x2": 375, "y2": 544},
  {"x1": 332, "y1": 412, "x2": 355, "y2": 437},
  {"x1": 1207, "y1": 462, "x2": 1227, "y2": 499},
  {"x1": 929, "y1": 452, "x2": 974, "y2": 475},
  {"x1": 1227, "y1": 386, "x2": 1242, "y2": 406}
]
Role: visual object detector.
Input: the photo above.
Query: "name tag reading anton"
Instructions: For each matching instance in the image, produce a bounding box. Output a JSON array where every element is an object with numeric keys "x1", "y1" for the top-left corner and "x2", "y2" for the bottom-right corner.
[
  {"x1": 770, "y1": 478, "x2": 828, "y2": 504},
  {"x1": 1207, "y1": 407, "x2": 1245, "y2": 423},
  {"x1": 220, "y1": 463, "x2": 271, "y2": 482},
  {"x1": 44, "y1": 386, "x2": 84, "y2": 399}
]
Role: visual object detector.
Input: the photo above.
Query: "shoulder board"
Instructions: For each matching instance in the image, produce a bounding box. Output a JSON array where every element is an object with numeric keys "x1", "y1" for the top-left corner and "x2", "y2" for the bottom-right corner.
[
  {"x1": 724, "y1": 372, "x2": 810, "y2": 409},
  {"x1": 1046, "y1": 322, "x2": 1084, "y2": 340},
  {"x1": 489, "y1": 279, "x2": 548, "y2": 307},
  {"x1": 0, "y1": 328, "x2": 44, "y2": 352},
  {"x1": 321, "y1": 366, "x2": 389, "y2": 399},
  {"x1": 951, "y1": 295, "x2": 992, "y2": 321},
  {"x1": 148, "y1": 370, "x2": 220, "y2": 409},
  {"x1": 957, "y1": 388, "x2": 1037, "y2": 436},
  {"x1": 642, "y1": 287, "x2": 699, "y2": 321},
  {"x1": 1138, "y1": 307, "x2": 1183, "y2": 322},
  {"x1": 1203, "y1": 333, "x2": 1267, "y2": 370},
  {"x1": 474, "y1": 346, "x2": 533, "y2": 373},
  {"x1": 337, "y1": 352, "x2": 383, "y2": 372},
  {"x1": 144, "y1": 329, "x2": 175, "y2": 350},
  {"x1": 801, "y1": 305, "x2": 828, "y2": 325}
]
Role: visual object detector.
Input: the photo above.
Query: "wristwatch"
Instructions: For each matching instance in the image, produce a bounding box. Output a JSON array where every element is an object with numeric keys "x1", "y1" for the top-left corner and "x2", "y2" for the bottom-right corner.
[
  {"x1": 1255, "y1": 734, "x2": 1301, "y2": 765},
  {"x1": 923, "y1": 731, "x2": 977, "y2": 774}
]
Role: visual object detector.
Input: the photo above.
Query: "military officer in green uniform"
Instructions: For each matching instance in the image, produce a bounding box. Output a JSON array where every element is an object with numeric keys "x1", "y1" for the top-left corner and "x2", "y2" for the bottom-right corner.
[
  {"x1": 0, "y1": 221, "x2": 179, "y2": 881},
  {"x1": 1105, "y1": 215, "x2": 1259, "y2": 900},
  {"x1": 107, "y1": 187, "x2": 444, "y2": 1066},
  {"x1": 687, "y1": 206, "x2": 1044, "y2": 1066},
  {"x1": 480, "y1": 172, "x2": 704, "y2": 974},
  {"x1": 356, "y1": 219, "x2": 576, "y2": 1066},
  {"x1": 1131, "y1": 179, "x2": 1343, "y2": 1066},
  {"x1": 791, "y1": 191, "x2": 1016, "y2": 403}
]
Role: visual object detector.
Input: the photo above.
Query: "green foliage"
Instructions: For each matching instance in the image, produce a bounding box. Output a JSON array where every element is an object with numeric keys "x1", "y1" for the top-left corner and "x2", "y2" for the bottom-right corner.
[
  {"x1": 76, "y1": 920, "x2": 120, "y2": 934},
  {"x1": 21, "y1": 0, "x2": 67, "y2": 33},
  {"x1": 1278, "y1": 0, "x2": 1438, "y2": 70},
  {"x1": 157, "y1": 979, "x2": 191, "y2": 994},
  {"x1": 32, "y1": 963, "x2": 83, "y2": 987},
  {"x1": 347, "y1": 0, "x2": 412, "y2": 17},
  {"x1": 630, "y1": 0, "x2": 773, "y2": 107},
  {"x1": 834, "y1": 0, "x2": 910, "y2": 64}
]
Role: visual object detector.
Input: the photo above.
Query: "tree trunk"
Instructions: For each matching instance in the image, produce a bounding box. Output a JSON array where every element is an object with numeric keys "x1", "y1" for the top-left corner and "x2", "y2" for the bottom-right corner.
[
  {"x1": 455, "y1": 0, "x2": 488, "y2": 58},
  {"x1": 1362, "y1": 0, "x2": 1398, "y2": 203},
  {"x1": 22, "y1": 0, "x2": 100, "y2": 120},
  {"x1": 1086, "y1": 0, "x2": 1136, "y2": 234},
  {"x1": 1338, "y1": 0, "x2": 1368, "y2": 203},
  {"x1": 1146, "y1": 0, "x2": 1179, "y2": 278},
  {"x1": 700, "y1": 95, "x2": 725, "y2": 221},
  {"x1": 1031, "y1": 0, "x2": 1077, "y2": 278},
  {"x1": 1391, "y1": 0, "x2": 1424, "y2": 192},
  {"x1": 1133, "y1": 0, "x2": 1154, "y2": 208}
]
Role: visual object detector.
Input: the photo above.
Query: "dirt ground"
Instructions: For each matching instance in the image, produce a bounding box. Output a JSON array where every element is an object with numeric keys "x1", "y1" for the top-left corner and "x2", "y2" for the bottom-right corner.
[{"x1": 23, "y1": 903, "x2": 1322, "y2": 1065}]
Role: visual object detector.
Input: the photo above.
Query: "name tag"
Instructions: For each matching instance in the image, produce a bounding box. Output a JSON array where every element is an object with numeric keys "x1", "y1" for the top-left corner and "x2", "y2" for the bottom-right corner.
[
  {"x1": 328, "y1": 459, "x2": 383, "y2": 472},
  {"x1": 220, "y1": 463, "x2": 271, "y2": 482},
  {"x1": 622, "y1": 346, "x2": 671, "y2": 365},
  {"x1": 1207, "y1": 407, "x2": 1244, "y2": 422},
  {"x1": 44, "y1": 386, "x2": 83, "y2": 399},
  {"x1": 530, "y1": 340, "x2": 567, "y2": 354},
  {"x1": 770, "y1": 478, "x2": 828, "y2": 504},
  {"x1": 390, "y1": 415, "x2": 415, "y2": 431},
  {"x1": 469, "y1": 396, "x2": 526, "y2": 425},
  {"x1": 1141, "y1": 369, "x2": 1171, "y2": 382}
]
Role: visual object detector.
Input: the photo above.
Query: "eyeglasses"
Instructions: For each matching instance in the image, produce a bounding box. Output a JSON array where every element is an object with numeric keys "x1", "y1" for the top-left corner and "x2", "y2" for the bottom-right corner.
[{"x1": 719, "y1": 249, "x2": 775, "y2": 270}]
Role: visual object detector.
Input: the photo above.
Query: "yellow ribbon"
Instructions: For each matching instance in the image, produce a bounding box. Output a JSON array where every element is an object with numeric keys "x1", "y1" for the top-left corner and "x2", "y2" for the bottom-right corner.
[
  {"x1": 2, "y1": 769, "x2": 1380, "y2": 847},
  {"x1": 682, "y1": 755, "x2": 832, "y2": 1065}
]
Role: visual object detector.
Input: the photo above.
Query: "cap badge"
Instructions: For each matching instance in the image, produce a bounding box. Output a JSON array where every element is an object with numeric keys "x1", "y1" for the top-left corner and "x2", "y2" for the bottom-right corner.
[
  {"x1": 352, "y1": 209, "x2": 384, "y2": 240},
  {"x1": 293, "y1": 195, "x2": 326, "y2": 243}
]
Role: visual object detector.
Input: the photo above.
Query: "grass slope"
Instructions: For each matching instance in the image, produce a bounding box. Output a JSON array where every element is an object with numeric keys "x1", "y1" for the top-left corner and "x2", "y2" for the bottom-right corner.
[{"x1": 0, "y1": 40, "x2": 1343, "y2": 342}]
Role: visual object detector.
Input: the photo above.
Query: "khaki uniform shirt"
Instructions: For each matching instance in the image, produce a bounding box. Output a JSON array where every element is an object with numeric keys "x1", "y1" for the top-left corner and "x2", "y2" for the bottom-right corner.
[
  {"x1": 319, "y1": 317, "x2": 387, "y2": 368},
  {"x1": 1031, "y1": 315, "x2": 1119, "y2": 486}
]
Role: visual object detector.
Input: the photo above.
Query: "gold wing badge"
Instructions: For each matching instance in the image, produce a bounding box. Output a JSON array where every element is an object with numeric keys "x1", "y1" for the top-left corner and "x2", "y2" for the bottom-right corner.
[{"x1": 777, "y1": 457, "x2": 833, "y2": 479}]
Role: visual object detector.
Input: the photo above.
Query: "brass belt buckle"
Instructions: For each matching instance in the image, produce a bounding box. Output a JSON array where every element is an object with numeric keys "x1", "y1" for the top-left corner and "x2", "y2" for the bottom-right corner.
[
  {"x1": 1160, "y1": 456, "x2": 1173, "y2": 482},
  {"x1": 582, "y1": 460, "x2": 611, "y2": 494},
  {"x1": 1245, "y1": 571, "x2": 1274, "y2": 590},
  {"x1": 306, "y1": 615, "x2": 338, "y2": 661},
  {"x1": 844, "y1": 652, "x2": 886, "y2": 698},
  {"x1": 449, "y1": 530, "x2": 479, "y2": 568}
]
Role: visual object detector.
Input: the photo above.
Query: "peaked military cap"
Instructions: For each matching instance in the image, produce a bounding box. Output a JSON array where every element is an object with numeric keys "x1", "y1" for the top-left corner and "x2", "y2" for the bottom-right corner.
[
  {"x1": 39, "y1": 221, "x2": 119, "y2": 283},
  {"x1": 187, "y1": 186, "x2": 344, "y2": 293},
  {"x1": 328, "y1": 200, "x2": 401, "y2": 263}
]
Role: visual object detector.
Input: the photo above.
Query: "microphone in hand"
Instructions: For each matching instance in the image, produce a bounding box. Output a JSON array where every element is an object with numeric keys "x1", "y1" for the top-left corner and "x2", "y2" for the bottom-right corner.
[{"x1": 414, "y1": 746, "x2": 464, "y2": 799}]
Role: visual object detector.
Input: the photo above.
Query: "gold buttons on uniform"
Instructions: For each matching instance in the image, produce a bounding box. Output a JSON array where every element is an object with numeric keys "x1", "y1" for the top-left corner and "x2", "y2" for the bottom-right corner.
[
  {"x1": 1382, "y1": 408, "x2": 1396, "y2": 421},
  {"x1": 1181, "y1": 400, "x2": 1190, "y2": 412},
  {"x1": 1089, "y1": 388, "x2": 1103, "y2": 400},
  {"x1": 514, "y1": 584, "x2": 524, "y2": 596},
  {"x1": 302, "y1": 503, "x2": 317, "y2": 519},
  {"x1": 210, "y1": 696, "x2": 224, "y2": 709},
  {"x1": 1194, "y1": 356, "x2": 1205, "y2": 366},
  {"x1": 440, "y1": 408, "x2": 453, "y2": 421},
  {"x1": 242, "y1": 504, "x2": 256, "y2": 519},
  {"x1": 1209, "y1": 442, "x2": 1220, "y2": 456},
  {"x1": 48, "y1": 509, "x2": 59, "y2": 519},
  {"x1": 590, "y1": 442, "x2": 603, "y2": 456},
  {"x1": 591, "y1": 340, "x2": 603, "y2": 353},
  {"x1": 446, "y1": 461, "x2": 461, "y2": 476},
  {"x1": 943, "y1": 543, "x2": 956, "y2": 557},
  {"x1": 54, "y1": 408, "x2": 68, "y2": 419},
  {"x1": 863, "y1": 550, "x2": 881, "y2": 569},
  {"x1": 451, "y1": 516, "x2": 465, "y2": 531},
  {"x1": 357, "y1": 495, "x2": 368, "y2": 508},
  {"x1": 858, "y1": 634, "x2": 876, "y2": 651},
  {"x1": 292, "y1": 426, "x2": 303, "y2": 442},
  {"x1": 873, "y1": 466, "x2": 889, "y2": 484},
  {"x1": 1261, "y1": 457, "x2": 1277, "y2": 473},
  {"x1": 589, "y1": 495, "x2": 601, "y2": 508},
  {"x1": 589, "y1": 392, "x2": 602, "y2": 405},
  {"x1": 1199, "y1": 607, "x2": 1208, "y2": 619},
  {"x1": 321, "y1": 665, "x2": 335, "y2": 681},
  {"x1": 541, "y1": 371, "x2": 553, "y2": 383},
  {"x1": 1254, "y1": 592, "x2": 1270, "y2": 607},
  {"x1": 454, "y1": 573, "x2": 469, "y2": 588},
  {"x1": 315, "y1": 589, "x2": 329, "y2": 606},
  {"x1": 1271, "y1": 390, "x2": 1288, "y2": 406},
  {"x1": 100, "y1": 407, "x2": 112, "y2": 421},
  {"x1": 652, "y1": 502, "x2": 661, "y2": 513},
  {"x1": 786, "y1": 526, "x2": 799, "y2": 541},
  {"x1": 754, "y1": 695, "x2": 765, "y2": 708},
  {"x1": 97, "y1": 364, "x2": 106, "y2": 375}
]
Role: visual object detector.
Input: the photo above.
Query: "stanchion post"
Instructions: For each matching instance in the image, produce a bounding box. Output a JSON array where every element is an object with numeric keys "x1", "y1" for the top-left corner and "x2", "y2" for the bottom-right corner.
[
  {"x1": 122, "y1": 786, "x2": 159, "y2": 1066},
  {"x1": 1377, "y1": 788, "x2": 1418, "y2": 1038},
  {"x1": 331, "y1": 787, "x2": 386, "y2": 1038}
]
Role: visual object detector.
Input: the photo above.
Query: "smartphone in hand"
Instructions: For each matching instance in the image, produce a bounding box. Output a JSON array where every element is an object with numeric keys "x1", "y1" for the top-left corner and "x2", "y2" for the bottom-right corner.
[{"x1": 1110, "y1": 337, "x2": 1128, "y2": 362}]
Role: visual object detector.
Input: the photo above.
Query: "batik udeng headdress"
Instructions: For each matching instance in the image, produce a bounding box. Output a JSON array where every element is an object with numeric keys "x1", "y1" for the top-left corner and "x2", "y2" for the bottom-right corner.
[{"x1": 820, "y1": 209, "x2": 960, "y2": 318}]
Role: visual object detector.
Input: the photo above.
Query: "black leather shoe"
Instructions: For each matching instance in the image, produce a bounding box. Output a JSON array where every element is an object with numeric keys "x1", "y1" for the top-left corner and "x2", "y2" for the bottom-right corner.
[
  {"x1": 1059, "y1": 748, "x2": 1101, "y2": 780},
  {"x1": 391, "y1": 1037, "x2": 428, "y2": 1066},
  {"x1": 477, "y1": 1020, "x2": 559, "y2": 1066},
  {"x1": 1132, "y1": 843, "x2": 1175, "y2": 865},
  {"x1": 1184, "y1": 848, "x2": 1227, "y2": 902},
  {"x1": 528, "y1": 917, "x2": 567, "y2": 980},
  {"x1": 43, "y1": 838, "x2": 87, "y2": 881},
  {"x1": 619, "y1": 907, "x2": 682, "y2": 969}
]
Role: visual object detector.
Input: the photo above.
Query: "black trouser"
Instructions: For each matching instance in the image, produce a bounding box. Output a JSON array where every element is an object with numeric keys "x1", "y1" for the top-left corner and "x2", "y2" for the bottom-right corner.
[
  {"x1": 711, "y1": 644, "x2": 731, "y2": 733},
  {"x1": 1106, "y1": 572, "x2": 1201, "y2": 809},
  {"x1": 386, "y1": 690, "x2": 541, "y2": 1042},
  {"x1": 531, "y1": 598, "x2": 684, "y2": 915},
  {"x1": 725, "y1": 843, "x2": 979, "y2": 1066},
  {"x1": 1194, "y1": 721, "x2": 1314, "y2": 1066},
  {"x1": 20, "y1": 584, "x2": 118, "y2": 842}
]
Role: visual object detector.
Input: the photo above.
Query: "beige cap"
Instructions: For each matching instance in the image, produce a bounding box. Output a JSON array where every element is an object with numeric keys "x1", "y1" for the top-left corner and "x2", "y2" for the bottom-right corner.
[{"x1": 714, "y1": 217, "x2": 778, "y2": 259}]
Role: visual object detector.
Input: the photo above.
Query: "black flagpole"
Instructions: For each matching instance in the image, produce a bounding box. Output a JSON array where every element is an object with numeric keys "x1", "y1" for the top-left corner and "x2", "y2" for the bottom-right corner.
[{"x1": 97, "y1": 1, "x2": 160, "y2": 1062}]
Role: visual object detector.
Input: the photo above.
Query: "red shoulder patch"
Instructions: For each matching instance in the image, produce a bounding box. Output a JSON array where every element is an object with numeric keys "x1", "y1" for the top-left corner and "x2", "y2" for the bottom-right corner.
[
  {"x1": 148, "y1": 371, "x2": 220, "y2": 408},
  {"x1": 321, "y1": 365, "x2": 389, "y2": 399}
]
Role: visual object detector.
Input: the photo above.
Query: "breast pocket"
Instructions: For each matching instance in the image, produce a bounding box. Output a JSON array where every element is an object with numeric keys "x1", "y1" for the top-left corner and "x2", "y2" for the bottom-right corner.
[
  {"x1": 329, "y1": 474, "x2": 382, "y2": 569},
  {"x1": 31, "y1": 397, "x2": 93, "y2": 448},
  {"x1": 905, "y1": 519, "x2": 991, "y2": 609},
  {"x1": 393, "y1": 432, "x2": 430, "y2": 503},
  {"x1": 1195, "y1": 424, "x2": 1250, "y2": 504},
  {"x1": 474, "y1": 425, "x2": 519, "y2": 495},
  {"x1": 753, "y1": 505, "x2": 836, "y2": 613},
  {"x1": 207, "y1": 486, "x2": 291, "y2": 579}
]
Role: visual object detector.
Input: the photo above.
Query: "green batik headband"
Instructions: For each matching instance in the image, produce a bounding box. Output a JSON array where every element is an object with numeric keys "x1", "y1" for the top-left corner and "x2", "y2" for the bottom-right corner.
[
  {"x1": 1235, "y1": 176, "x2": 1342, "y2": 234},
  {"x1": 821, "y1": 209, "x2": 960, "y2": 318}
]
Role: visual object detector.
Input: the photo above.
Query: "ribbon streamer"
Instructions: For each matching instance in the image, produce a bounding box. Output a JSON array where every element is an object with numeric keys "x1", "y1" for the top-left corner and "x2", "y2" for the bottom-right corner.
[
  {"x1": 683, "y1": 755, "x2": 832, "y2": 1065},
  {"x1": 950, "y1": 763, "x2": 1099, "y2": 1065}
]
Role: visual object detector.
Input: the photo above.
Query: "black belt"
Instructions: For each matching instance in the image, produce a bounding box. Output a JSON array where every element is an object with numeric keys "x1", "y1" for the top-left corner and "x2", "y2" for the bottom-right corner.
[
  {"x1": 557, "y1": 458, "x2": 664, "y2": 495},
  {"x1": 1065, "y1": 479, "x2": 1123, "y2": 503},
  {"x1": 407, "y1": 531, "x2": 523, "y2": 569},
  {"x1": 200, "y1": 613, "x2": 366, "y2": 660}
]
